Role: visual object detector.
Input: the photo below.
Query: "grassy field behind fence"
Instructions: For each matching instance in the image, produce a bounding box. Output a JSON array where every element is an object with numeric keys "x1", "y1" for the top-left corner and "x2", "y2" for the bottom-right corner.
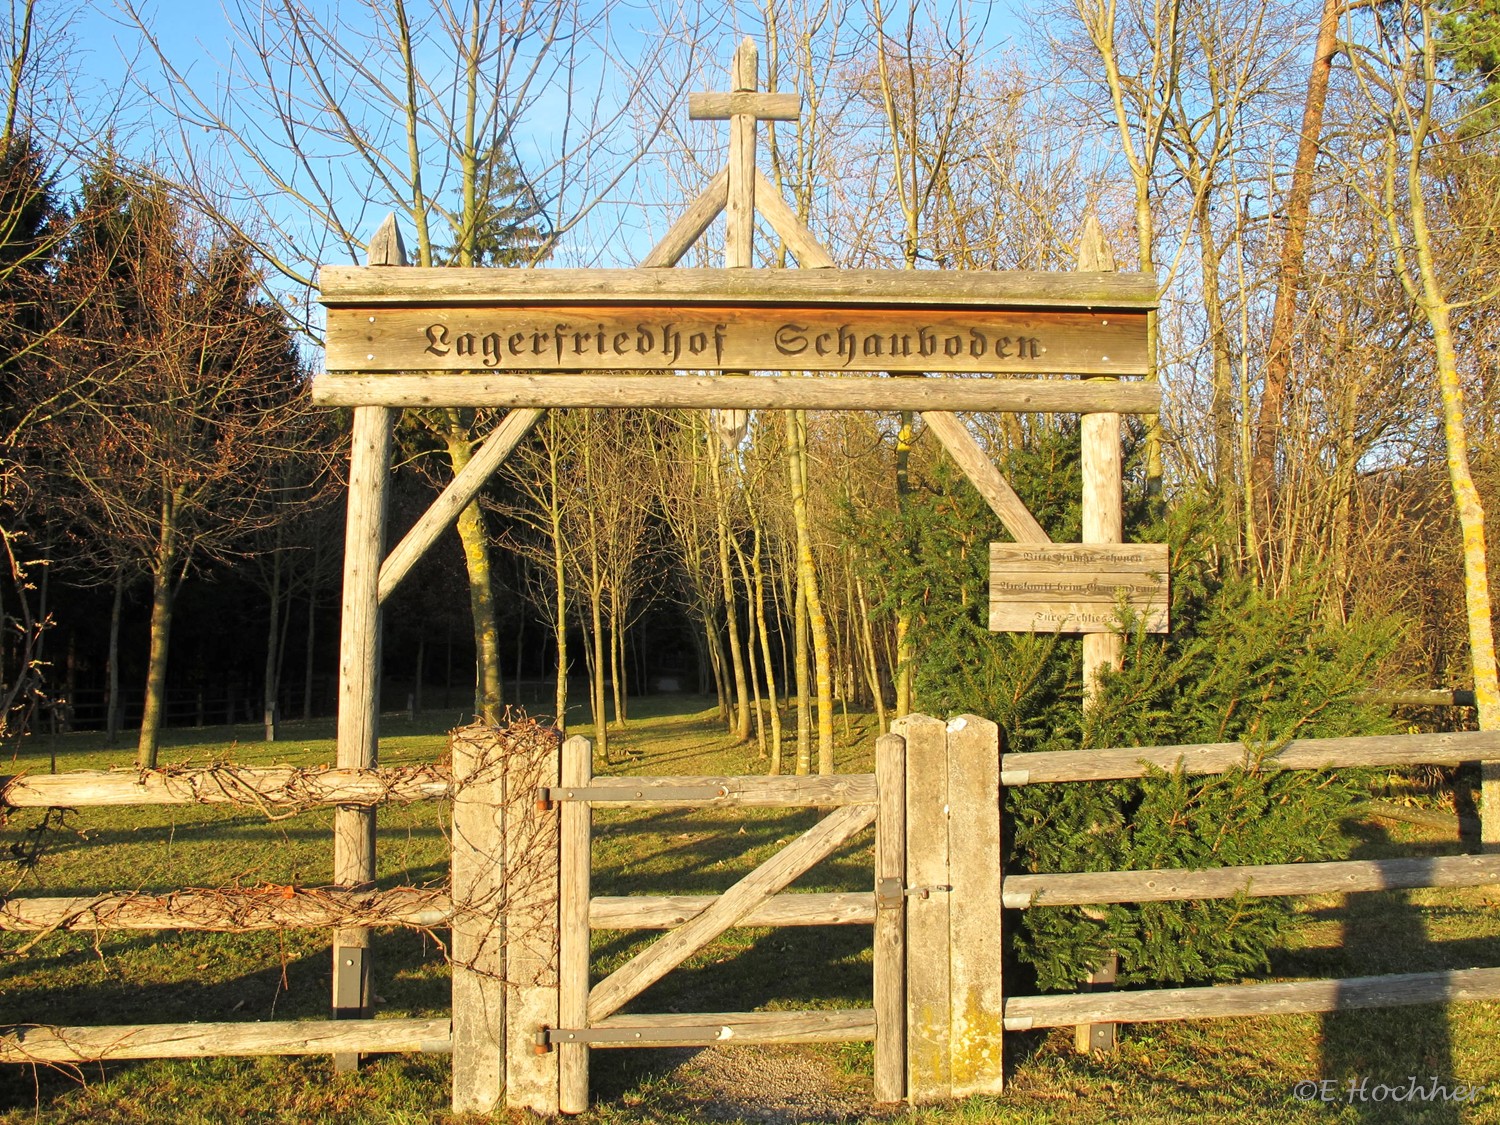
[{"x1": 2, "y1": 697, "x2": 1498, "y2": 1123}]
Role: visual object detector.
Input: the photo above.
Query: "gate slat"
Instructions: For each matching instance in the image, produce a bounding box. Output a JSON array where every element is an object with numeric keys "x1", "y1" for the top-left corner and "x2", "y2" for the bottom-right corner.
[
  {"x1": 586, "y1": 803, "x2": 877, "y2": 1023},
  {"x1": 559, "y1": 736, "x2": 592, "y2": 1115},
  {"x1": 946, "y1": 715, "x2": 1004, "y2": 1096},
  {"x1": 873, "y1": 732, "x2": 907, "y2": 1103},
  {"x1": 896, "y1": 713, "x2": 951, "y2": 1102}
]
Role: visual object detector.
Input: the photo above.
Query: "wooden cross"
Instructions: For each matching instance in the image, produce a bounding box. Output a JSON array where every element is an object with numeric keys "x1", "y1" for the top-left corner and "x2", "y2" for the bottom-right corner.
[{"x1": 688, "y1": 37, "x2": 800, "y2": 269}]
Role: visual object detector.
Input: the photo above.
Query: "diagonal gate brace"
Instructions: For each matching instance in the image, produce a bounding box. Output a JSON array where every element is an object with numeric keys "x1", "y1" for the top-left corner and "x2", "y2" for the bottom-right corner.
[{"x1": 585, "y1": 803, "x2": 877, "y2": 1023}]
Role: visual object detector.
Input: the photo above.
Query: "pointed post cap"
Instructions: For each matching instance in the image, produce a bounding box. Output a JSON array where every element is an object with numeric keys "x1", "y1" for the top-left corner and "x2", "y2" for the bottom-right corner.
[
  {"x1": 1077, "y1": 213, "x2": 1116, "y2": 272},
  {"x1": 367, "y1": 213, "x2": 409, "y2": 267}
]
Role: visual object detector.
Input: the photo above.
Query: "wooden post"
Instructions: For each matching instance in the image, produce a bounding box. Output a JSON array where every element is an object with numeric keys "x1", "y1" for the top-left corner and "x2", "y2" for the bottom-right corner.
[
  {"x1": 873, "y1": 731, "x2": 907, "y2": 1103},
  {"x1": 946, "y1": 715, "x2": 1003, "y2": 1095},
  {"x1": 504, "y1": 729, "x2": 561, "y2": 1114},
  {"x1": 558, "y1": 735, "x2": 592, "y2": 1115},
  {"x1": 450, "y1": 726, "x2": 507, "y2": 1113},
  {"x1": 1076, "y1": 213, "x2": 1122, "y2": 1054},
  {"x1": 894, "y1": 712, "x2": 950, "y2": 1102},
  {"x1": 715, "y1": 35, "x2": 759, "y2": 451},
  {"x1": 331, "y1": 217, "x2": 403, "y2": 1071}
]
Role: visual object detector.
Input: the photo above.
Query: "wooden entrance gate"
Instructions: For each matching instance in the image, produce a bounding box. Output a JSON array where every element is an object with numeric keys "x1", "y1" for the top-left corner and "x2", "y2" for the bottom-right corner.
[{"x1": 487, "y1": 714, "x2": 1005, "y2": 1114}]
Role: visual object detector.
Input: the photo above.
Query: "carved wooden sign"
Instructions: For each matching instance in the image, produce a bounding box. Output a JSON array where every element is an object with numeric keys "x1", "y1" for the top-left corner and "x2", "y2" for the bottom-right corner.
[
  {"x1": 319, "y1": 266, "x2": 1153, "y2": 378},
  {"x1": 988, "y1": 543, "x2": 1169, "y2": 634}
]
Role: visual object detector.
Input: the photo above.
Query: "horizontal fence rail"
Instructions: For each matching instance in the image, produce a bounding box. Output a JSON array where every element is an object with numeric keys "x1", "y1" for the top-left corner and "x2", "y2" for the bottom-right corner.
[
  {"x1": 589, "y1": 890, "x2": 875, "y2": 929},
  {"x1": 0, "y1": 765, "x2": 453, "y2": 809},
  {"x1": 0, "y1": 888, "x2": 454, "y2": 932},
  {"x1": 546, "y1": 773, "x2": 874, "y2": 808},
  {"x1": 1003, "y1": 854, "x2": 1500, "y2": 909},
  {"x1": 0, "y1": 1018, "x2": 453, "y2": 1064},
  {"x1": 1000, "y1": 730, "x2": 1500, "y2": 785},
  {"x1": 543, "y1": 1009, "x2": 876, "y2": 1049},
  {"x1": 1004, "y1": 967, "x2": 1500, "y2": 1031}
]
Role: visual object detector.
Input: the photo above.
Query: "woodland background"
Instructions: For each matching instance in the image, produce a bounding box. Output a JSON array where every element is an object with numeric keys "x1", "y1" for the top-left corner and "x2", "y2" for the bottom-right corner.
[{"x1": 0, "y1": 0, "x2": 1496, "y2": 796}]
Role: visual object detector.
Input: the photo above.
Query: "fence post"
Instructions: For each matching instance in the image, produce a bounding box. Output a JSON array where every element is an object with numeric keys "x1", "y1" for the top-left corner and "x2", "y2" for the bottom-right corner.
[
  {"x1": 559, "y1": 735, "x2": 593, "y2": 1114},
  {"x1": 946, "y1": 715, "x2": 1003, "y2": 1096},
  {"x1": 894, "y1": 712, "x2": 950, "y2": 1102},
  {"x1": 873, "y1": 731, "x2": 907, "y2": 1103},
  {"x1": 504, "y1": 727, "x2": 561, "y2": 1114},
  {"x1": 450, "y1": 726, "x2": 506, "y2": 1113}
]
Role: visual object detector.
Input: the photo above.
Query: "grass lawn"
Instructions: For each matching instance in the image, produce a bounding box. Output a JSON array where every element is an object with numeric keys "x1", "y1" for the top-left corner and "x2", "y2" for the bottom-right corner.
[{"x1": 2, "y1": 695, "x2": 1498, "y2": 1123}]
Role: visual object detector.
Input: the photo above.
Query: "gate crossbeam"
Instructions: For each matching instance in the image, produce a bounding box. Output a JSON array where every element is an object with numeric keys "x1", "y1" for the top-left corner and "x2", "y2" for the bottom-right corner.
[{"x1": 585, "y1": 802, "x2": 877, "y2": 1023}]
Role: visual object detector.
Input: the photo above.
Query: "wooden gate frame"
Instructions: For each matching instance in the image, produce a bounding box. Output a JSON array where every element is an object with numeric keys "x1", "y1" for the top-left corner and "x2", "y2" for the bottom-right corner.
[{"x1": 313, "y1": 36, "x2": 1156, "y2": 1107}]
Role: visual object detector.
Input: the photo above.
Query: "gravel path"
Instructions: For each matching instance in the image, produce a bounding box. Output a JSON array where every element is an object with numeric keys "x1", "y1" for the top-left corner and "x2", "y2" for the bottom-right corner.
[{"x1": 654, "y1": 1043, "x2": 882, "y2": 1123}]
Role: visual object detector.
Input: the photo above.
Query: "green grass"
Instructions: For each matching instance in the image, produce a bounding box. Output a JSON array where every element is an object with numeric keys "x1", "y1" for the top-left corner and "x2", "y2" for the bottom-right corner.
[{"x1": 3, "y1": 697, "x2": 1499, "y2": 1123}]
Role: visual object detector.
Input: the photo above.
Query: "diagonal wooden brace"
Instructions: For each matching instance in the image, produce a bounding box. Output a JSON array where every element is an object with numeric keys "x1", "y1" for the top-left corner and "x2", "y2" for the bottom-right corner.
[{"x1": 586, "y1": 803, "x2": 877, "y2": 1023}]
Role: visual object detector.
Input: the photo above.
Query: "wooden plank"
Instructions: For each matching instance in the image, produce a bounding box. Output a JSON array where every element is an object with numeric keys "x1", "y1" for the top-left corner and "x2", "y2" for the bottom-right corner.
[
  {"x1": 1003, "y1": 967, "x2": 1500, "y2": 1030},
  {"x1": 311, "y1": 374, "x2": 1162, "y2": 414},
  {"x1": 894, "y1": 713, "x2": 950, "y2": 1102},
  {"x1": 324, "y1": 306, "x2": 1148, "y2": 376},
  {"x1": 639, "y1": 168, "x2": 729, "y2": 269},
  {"x1": 0, "y1": 888, "x2": 453, "y2": 932},
  {"x1": 587, "y1": 803, "x2": 878, "y2": 1023},
  {"x1": 589, "y1": 891, "x2": 875, "y2": 929},
  {"x1": 753, "y1": 171, "x2": 834, "y2": 269},
  {"x1": 584, "y1": 1010, "x2": 875, "y2": 1047},
  {"x1": 921, "y1": 412, "x2": 1050, "y2": 544},
  {"x1": 726, "y1": 38, "x2": 757, "y2": 270},
  {"x1": 559, "y1": 736, "x2": 592, "y2": 1115},
  {"x1": 999, "y1": 730, "x2": 1500, "y2": 785},
  {"x1": 872, "y1": 732, "x2": 907, "y2": 1104},
  {"x1": 0, "y1": 765, "x2": 452, "y2": 808},
  {"x1": 989, "y1": 543, "x2": 1169, "y2": 634},
  {"x1": 1002, "y1": 853, "x2": 1500, "y2": 909},
  {"x1": 688, "y1": 91, "x2": 802, "y2": 120},
  {"x1": 564, "y1": 773, "x2": 875, "y2": 806},
  {"x1": 450, "y1": 728, "x2": 508, "y2": 1114},
  {"x1": 379, "y1": 408, "x2": 544, "y2": 603},
  {"x1": 317, "y1": 266, "x2": 1159, "y2": 310},
  {"x1": 332, "y1": 401, "x2": 391, "y2": 1068},
  {"x1": 505, "y1": 730, "x2": 561, "y2": 1115},
  {"x1": 945, "y1": 716, "x2": 1003, "y2": 1096},
  {"x1": 0, "y1": 1018, "x2": 451, "y2": 1064}
]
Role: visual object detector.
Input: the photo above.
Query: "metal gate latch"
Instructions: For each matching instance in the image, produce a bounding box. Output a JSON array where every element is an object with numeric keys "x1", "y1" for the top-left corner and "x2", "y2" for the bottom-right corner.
[{"x1": 876, "y1": 878, "x2": 952, "y2": 907}]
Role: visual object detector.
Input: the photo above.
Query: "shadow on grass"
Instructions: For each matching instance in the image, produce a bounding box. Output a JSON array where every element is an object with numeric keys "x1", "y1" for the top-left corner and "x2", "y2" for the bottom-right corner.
[{"x1": 1318, "y1": 819, "x2": 1459, "y2": 1124}]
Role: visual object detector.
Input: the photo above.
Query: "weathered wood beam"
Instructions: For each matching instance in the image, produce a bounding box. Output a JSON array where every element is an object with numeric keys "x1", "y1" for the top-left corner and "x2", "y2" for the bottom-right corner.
[
  {"x1": 0, "y1": 1018, "x2": 451, "y2": 1063},
  {"x1": 312, "y1": 374, "x2": 1162, "y2": 414},
  {"x1": 999, "y1": 730, "x2": 1500, "y2": 785},
  {"x1": 688, "y1": 92, "x2": 802, "y2": 119},
  {"x1": 318, "y1": 266, "x2": 1159, "y2": 310},
  {"x1": 579, "y1": 1009, "x2": 875, "y2": 1048},
  {"x1": 1003, "y1": 853, "x2": 1500, "y2": 909},
  {"x1": 378, "y1": 408, "x2": 544, "y2": 604},
  {"x1": 873, "y1": 732, "x2": 907, "y2": 1104},
  {"x1": 588, "y1": 891, "x2": 875, "y2": 929},
  {"x1": 0, "y1": 765, "x2": 451, "y2": 809},
  {"x1": 921, "y1": 412, "x2": 1049, "y2": 544},
  {"x1": 752, "y1": 170, "x2": 835, "y2": 269},
  {"x1": 554, "y1": 772, "x2": 874, "y2": 807},
  {"x1": 639, "y1": 168, "x2": 729, "y2": 269},
  {"x1": 0, "y1": 888, "x2": 452, "y2": 932},
  {"x1": 1003, "y1": 967, "x2": 1500, "y2": 1031}
]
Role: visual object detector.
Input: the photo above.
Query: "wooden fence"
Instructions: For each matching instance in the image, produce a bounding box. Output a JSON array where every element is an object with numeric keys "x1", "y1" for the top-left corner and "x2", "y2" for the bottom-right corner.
[{"x1": 3, "y1": 719, "x2": 1500, "y2": 1114}]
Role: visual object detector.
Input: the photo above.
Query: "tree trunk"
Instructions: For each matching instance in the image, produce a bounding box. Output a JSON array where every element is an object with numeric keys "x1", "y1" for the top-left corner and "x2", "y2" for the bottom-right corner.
[
  {"x1": 711, "y1": 453, "x2": 751, "y2": 743},
  {"x1": 444, "y1": 429, "x2": 503, "y2": 725},
  {"x1": 263, "y1": 541, "x2": 282, "y2": 742},
  {"x1": 1251, "y1": 0, "x2": 1340, "y2": 561},
  {"x1": 302, "y1": 584, "x2": 317, "y2": 722},
  {"x1": 106, "y1": 566, "x2": 124, "y2": 745},
  {"x1": 793, "y1": 551, "x2": 812, "y2": 776},
  {"x1": 137, "y1": 493, "x2": 180, "y2": 768},
  {"x1": 789, "y1": 411, "x2": 834, "y2": 774}
]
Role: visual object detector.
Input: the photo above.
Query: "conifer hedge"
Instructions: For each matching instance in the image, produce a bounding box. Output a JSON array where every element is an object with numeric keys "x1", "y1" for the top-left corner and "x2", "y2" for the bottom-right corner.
[{"x1": 852, "y1": 422, "x2": 1397, "y2": 990}]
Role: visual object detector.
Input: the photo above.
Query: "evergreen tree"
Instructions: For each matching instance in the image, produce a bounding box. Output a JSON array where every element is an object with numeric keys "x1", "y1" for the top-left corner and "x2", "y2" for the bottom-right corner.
[{"x1": 852, "y1": 421, "x2": 1398, "y2": 989}]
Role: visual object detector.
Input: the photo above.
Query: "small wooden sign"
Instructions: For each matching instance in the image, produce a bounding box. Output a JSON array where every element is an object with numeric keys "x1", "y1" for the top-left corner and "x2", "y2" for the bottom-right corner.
[{"x1": 988, "y1": 543, "x2": 1169, "y2": 634}]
